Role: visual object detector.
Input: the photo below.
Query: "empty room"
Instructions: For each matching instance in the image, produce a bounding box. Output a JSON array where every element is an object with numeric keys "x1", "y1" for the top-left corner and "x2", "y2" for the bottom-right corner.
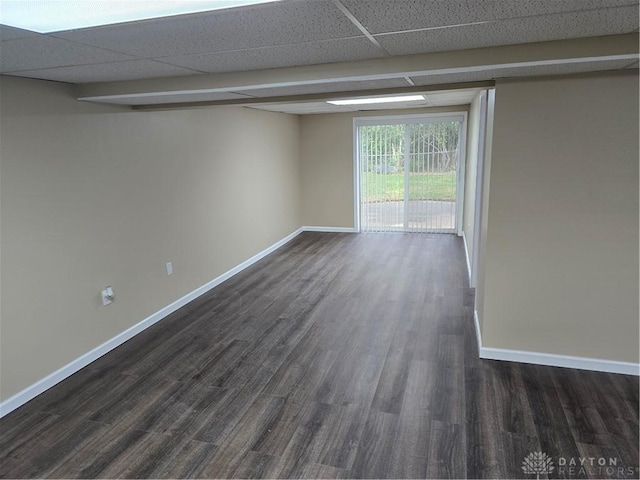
[{"x1": 0, "y1": 0, "x2": 638, "y2": 478}]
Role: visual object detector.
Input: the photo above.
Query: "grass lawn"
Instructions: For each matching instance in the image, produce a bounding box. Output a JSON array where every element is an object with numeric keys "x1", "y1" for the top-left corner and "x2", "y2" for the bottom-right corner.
[{"x1": 361, "y1": 171, "x2": 456, "y2": 202}]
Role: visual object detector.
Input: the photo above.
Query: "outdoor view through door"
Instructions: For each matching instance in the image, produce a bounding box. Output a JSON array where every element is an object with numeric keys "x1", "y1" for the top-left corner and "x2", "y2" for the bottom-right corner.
[{"x1": 357, "y1": 114, "x2": 465, "y2": 233}]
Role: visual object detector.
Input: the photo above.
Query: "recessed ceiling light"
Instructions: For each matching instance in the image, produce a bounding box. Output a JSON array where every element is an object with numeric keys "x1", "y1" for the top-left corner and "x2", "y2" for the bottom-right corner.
[
  {"x1": 0, "y1": 0, "x2": 280, "y2": 33},
  {"x1": 327, "y1": 95, "x2": 425, "y2": 106}
]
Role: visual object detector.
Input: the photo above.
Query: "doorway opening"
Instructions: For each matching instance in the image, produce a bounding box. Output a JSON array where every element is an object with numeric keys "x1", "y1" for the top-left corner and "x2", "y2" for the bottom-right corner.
[{"x1": 355, "y1": 113, "x2": 466, "y2": 233}]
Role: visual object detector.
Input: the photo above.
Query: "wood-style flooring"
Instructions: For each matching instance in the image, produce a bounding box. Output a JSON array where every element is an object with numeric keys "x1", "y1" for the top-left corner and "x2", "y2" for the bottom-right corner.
[{"x1": 1, "y1": 233, "x2": 638, "y2": 479}]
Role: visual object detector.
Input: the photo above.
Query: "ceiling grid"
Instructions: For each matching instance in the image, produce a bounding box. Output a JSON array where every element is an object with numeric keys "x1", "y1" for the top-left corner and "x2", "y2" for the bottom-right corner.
[
  {"x1": 0, "y1": 0, "x2": 637, "y2": 111},
  {"x1": 330, "y1": 0, "x2": 389, "y2": 54}
]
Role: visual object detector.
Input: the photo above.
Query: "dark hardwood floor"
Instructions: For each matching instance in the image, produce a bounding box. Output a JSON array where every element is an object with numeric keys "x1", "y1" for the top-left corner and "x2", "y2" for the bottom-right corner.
[{"x1": 1, "y1": 232, "x2": 638, "y2": 479}]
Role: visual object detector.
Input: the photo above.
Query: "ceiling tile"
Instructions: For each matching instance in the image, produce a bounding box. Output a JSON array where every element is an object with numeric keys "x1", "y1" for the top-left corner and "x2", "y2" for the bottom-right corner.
[
  {"x1": 3, "y1": 1, "x2": 635, "y2": 88},
  {"x1": 159, "y1": 37, "x2": 384, "y2": 74},
  {"x1": 375, "y1": 6, "x2": 639, "y2": 56},
  {"x1": 241, "y1": 78, "x2": 411, "y2": 97},
  {"x1": 0, "y1": 36, "x2": 133, "y2": 73},
  {"x1": 5, "y1": 59, "x2": 202, "y2": 84},
  {"x1": 424, "y1": 89, "x2": 482, "y2": 106},
  {"x1": 349, "y1": 101, "x2": 432, "y2": 111},
  {"x1": 342, "y1": 0, "x2": 635, "y2": 34},
  {"x1": 247, "y1": 87, "x2": 485, "y2": 115},
  {"x1": 341, "y1": 0, "x2": 493, "y2": 34},
  {"x1": 247, "y1": 99, "x2": 453, "y2": 115},
  {"x1": 248, "y1": 102, "x2": 353, "y2": 114},
  {"x1": 410, "y1": 59, "x2": 634, "y2": 85},
  {"x1": 491, "y1": 0, "x2": 637, "y2": 19},
  {"x1": 53, "y1": 0, "x2": 362, "y2": 58},
  {"x1": 0, "y1": 25, "x2": 40, "y2": 41}
]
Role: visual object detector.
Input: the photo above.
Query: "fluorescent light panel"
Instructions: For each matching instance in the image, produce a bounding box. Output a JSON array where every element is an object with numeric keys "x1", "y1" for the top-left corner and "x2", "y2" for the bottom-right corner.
[
  {"x1": 327, "y1": 95, "x2": 425, "y2": 106},
  {"x1": 0, "y1": 0, "x2": 279, "y2": 33}
]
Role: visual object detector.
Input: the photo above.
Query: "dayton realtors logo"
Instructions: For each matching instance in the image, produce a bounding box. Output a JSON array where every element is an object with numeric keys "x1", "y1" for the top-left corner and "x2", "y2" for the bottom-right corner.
[
  {"x1": 522, "y1": 451, "x2": 554, "y2": 479},
  {"x1": 556, "y1": 456, "x2": 638, "y2": 477},
  {"x1": 522, "y1": 452, "x2": 639, "y2": 478}
]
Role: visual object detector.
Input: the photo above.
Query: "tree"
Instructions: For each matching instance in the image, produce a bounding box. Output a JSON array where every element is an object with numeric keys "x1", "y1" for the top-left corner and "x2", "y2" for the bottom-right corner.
[
  {"x1": 359, "y1": 124, "x2": 404, "y2": 172},
  {"x1": 408, "y1": 121, "x2": 460, "y2": 172},
  {"x1": 359, "y1": 121, "x2": 461, "y2": 174}
]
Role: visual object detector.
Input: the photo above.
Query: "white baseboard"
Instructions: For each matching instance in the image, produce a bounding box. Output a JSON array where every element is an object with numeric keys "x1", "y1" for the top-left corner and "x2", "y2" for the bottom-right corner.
[
  {"x1": 462, "y1": 231, "x2": 471, "y2": 281},
  {"x1": 473, "y1": 310, "x2": 639, "y2": 376},
  {"x1": 302, "y1": 226, "x2": 357, "y2": 233},
  {"x1": 480, "y1": 347, "x2": 640, "y2": 376},
  {"x1": 7, "y1": 226, "x2": 634, "y2": 418},
  {"x1": 0, "y1": 227, "x2": 305, "y2": 418}
]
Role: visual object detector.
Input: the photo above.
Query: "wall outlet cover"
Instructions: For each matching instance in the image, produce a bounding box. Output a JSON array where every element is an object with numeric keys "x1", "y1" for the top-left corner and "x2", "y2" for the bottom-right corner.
[{"x1": 101, "y1": 286, "x2": 114, "y2": 306}]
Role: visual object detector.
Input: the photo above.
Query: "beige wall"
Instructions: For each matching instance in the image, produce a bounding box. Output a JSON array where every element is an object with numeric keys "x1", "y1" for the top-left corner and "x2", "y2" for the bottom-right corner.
[
  {"x1": 477, "y1": 72, "x2": 639, "y2": 363},
  {"x1": 3, "y1": 69, "x2": 637, "y2": 403},
  {"x1": 0, "y1": 76, "x2": 301, "y2": 401},
  {"x1": 462, "y1": 93, "x2": 482, "y2": 268},
  {"x1": 300, "y1": 106, "x2": 469, "y2": 228}
]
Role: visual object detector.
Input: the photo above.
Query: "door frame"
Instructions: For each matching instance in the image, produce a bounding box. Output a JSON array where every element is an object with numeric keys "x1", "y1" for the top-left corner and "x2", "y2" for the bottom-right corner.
[
  {"x1": 353, "y1": 111, "x2": 468, "y2": 234},
  {"x1": 470, "y1": 89, "x2": 495, "y2": 287}
]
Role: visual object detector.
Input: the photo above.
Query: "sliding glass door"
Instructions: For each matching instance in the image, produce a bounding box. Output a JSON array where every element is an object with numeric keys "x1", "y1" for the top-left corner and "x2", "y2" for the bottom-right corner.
[{"x1": 357, "y1": 114, "x2": 465, "y2": 233}]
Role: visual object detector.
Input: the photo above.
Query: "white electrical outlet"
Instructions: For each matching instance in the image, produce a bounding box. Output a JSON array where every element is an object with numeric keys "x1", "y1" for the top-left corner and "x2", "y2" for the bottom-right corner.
[
  {"x1": 166, "y1": 262, "x2": 173, "y2": 275},
  {"x1": 101, "y1": 286, "x2": 114, "y2": 306}
]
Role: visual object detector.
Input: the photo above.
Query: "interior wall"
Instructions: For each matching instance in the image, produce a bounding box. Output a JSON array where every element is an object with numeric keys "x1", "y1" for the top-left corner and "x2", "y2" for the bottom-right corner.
[
  {"x1": 477, "y1": 71, "x2": 639, "y2": 363},
  {"x1": 0, "y1": 76, "x2": 301, "y2": 401},
  {"x1": 299, "y1": 106, "x2": 469, "y2": 228},
  {"x1": 462, "y1": 93, "x2": 482, "y2": 269}
]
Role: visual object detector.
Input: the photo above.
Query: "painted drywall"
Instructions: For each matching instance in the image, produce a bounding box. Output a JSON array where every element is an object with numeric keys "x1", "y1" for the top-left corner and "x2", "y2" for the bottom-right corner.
[
  {"x1": 300, "y1": 106, "x2": 469, "y2": 228},
  {"x1": 0, "y1": 76, "x2": 301, "y2": 401},
  {"x1": 462, "y1": 93, "x2": 482, "y2": 268},
  {"x1": 477, "y1": 72, "x2": 639, "y2": 363}
]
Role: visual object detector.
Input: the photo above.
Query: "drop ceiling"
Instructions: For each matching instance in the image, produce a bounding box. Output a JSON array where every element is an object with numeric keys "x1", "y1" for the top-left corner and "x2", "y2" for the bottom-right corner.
[
  {"x1": 0, "y1": 0, "x2": 638, "y2": 113},
  {"x1": 248, "y1": 88, "x2": 484, "y2": 115}
]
